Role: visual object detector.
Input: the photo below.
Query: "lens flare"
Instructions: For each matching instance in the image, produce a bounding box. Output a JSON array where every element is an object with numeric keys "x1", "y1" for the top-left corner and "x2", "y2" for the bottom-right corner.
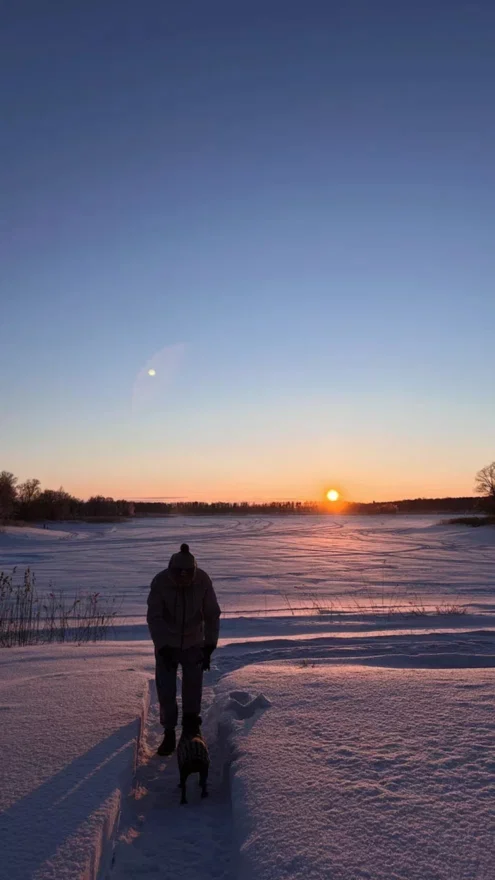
[
  {"x1": 132, "y1": 344, "x2": 185, "y2": 415},
  {"x1": 326, "y1": 489, "x2": 339, "y2": 502}
]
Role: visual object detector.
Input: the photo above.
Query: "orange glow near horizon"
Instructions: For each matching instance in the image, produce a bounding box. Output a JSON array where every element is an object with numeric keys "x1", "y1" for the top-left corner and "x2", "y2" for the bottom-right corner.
[
  {"x1": 53, "y1": 474, "x2": 479, "y2": 506},
  {"x1": 33, "y1": 463, "x2": 479, "y2": 507}
]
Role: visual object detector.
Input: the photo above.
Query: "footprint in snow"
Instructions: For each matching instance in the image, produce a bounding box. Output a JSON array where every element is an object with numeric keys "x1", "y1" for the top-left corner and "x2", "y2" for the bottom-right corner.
[{"x1": 227, "y1": 692, "x2": 272, "y2": 719}]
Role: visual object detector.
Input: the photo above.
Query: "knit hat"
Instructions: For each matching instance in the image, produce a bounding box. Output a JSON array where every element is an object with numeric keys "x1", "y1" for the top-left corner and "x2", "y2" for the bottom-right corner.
[{"x1": 169, "y1": 543, "x2": 196, "y2": 571}]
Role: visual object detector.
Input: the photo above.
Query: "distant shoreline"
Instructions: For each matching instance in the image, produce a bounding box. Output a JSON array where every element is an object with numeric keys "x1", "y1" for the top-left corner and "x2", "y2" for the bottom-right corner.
[{"x1": 3, "y1": 507, "x2": 492, "y2": 529}]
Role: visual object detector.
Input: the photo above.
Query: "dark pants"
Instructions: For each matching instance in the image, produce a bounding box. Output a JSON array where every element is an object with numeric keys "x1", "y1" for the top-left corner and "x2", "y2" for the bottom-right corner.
[{"x1": 155, "y1": 645, "x2": 204, "y2": 729}]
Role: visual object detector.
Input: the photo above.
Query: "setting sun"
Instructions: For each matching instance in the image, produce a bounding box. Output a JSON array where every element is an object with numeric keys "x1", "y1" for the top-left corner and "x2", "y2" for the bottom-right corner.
[{"x1": 326, "y1": 489, "x2": 340, "y2": 502}]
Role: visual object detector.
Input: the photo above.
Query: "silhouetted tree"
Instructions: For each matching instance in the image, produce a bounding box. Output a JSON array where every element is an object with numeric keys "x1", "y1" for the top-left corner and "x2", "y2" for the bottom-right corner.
[
  {"x1": 18, "y1": 478, "x2": 41, "y2": 505},
  {"x1": 0, "y1": 471, "x2": 18, "y2": 520},
  {"x1": 86, "y1": 495, "x2": 117, "y2": 517},
  {"x1": 33, "y1": 488, "x2": 83, "y2": 521},
  {"x1": 115, "y1": 499, "x2": 134, "y2": 517},
  {"x1": 475, "y1": 462, "x2": 495, "y2": 511}
]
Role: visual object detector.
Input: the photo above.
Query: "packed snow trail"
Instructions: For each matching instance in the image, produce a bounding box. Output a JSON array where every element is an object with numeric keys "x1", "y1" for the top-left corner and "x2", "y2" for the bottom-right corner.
[{"x1": 110, "y1": 677, "x2": 234, "y2": 880}]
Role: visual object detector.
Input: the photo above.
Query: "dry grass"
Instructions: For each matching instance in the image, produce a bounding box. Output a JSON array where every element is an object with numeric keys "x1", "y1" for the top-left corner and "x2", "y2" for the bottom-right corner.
[
  {"x1": 434, "y1": 603, "x2": 468, "y2": 616},
  {"x1": 306, "y1": 591, "x2": 469, "y2": 620},
  {"x1": 0, "y1": 568, "x2": 121, "y2": 647},
  {"x1": 445, "y1": 516, "x2": 495, "y2": 527}
]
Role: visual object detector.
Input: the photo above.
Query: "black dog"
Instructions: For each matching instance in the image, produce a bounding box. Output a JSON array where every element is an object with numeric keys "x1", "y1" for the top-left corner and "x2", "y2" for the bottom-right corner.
[{"x1": 177, "y1": 720, "x2": 210, "y2": 805}]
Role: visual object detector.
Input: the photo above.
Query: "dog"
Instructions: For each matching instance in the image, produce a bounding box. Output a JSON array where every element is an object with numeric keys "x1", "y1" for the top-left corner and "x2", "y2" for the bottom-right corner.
[{"x1": 177, "y1": 727, "x2": 210, "y2": 805}]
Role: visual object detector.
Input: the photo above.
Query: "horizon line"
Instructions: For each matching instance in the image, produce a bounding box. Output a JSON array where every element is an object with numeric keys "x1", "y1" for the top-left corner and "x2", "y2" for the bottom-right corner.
[{"x1": 128, "y1": 495, "x2": 479, "y2": 505}]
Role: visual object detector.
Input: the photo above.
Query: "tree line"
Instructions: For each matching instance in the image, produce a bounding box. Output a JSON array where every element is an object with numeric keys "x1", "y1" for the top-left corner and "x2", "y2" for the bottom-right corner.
[
  {"x1": 134, "y1": 500, "x2": 320, "y2": 516},
  {"x1": 349, "y1": 496, "x2": 491, "y2": 515},
  {"x1": 0, "y1": 473, "x2": 134, "y2": 522}
]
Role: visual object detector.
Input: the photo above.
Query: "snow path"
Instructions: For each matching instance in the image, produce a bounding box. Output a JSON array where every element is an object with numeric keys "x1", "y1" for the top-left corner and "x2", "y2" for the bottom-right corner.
[{"x1": 110, "y1": 678, "x2": 234, "y2": 880}]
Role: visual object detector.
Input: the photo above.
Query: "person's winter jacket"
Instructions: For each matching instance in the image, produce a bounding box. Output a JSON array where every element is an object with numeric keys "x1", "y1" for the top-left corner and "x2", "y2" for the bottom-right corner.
[{"x1": 147, "y1": 567, "x2": 220, "y2": 651}]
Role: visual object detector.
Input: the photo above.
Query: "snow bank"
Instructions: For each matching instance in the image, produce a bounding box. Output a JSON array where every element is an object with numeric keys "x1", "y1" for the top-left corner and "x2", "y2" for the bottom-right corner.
[
  {"x1": 0, "y1": 525, "x2": 77, "y2": 541},
  {"x1": 0, "y1": 643, "x2": 153, "y2": 880},
  {"x1": 218, "y1": 660, "x2": 495, "y2": 880}
]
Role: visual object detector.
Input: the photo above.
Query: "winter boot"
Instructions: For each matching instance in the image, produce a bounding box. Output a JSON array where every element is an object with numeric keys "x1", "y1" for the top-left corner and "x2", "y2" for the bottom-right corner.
[
  {"x1": 182, "y1": 713, "x2": 202, "y2": 737},
  {"x1": 157, "y1": 728, "x2": 176, "y2": 756}
]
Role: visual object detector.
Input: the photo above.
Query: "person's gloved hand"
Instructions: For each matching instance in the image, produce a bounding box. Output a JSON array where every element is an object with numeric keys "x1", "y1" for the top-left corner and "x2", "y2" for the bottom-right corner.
[
  {"x1": 158, "y1": 645, "x2": 177, "y2": 672},
  {"x1": 202, "y1": 644, "x2": 216, "y2": 671}
]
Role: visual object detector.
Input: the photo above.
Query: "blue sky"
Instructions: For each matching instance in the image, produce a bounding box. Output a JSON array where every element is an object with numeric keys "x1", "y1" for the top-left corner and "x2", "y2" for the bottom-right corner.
[{"x1": 2, "y1": 1, "x2": 494, "y2": 501}]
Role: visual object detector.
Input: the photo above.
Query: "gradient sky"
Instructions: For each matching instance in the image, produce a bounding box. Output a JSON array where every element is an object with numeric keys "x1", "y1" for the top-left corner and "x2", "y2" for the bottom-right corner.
[{"x1": 2, "y1": 1, "x2": 494, "y2": 502}]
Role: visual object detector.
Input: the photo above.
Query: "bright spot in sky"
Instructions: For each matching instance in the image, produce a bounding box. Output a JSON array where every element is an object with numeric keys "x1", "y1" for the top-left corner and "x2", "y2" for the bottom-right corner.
[
  {"x1": 148, "y1": 369, "x2": 156, "y2": 377},
  {"x1": 327, "y1": 489, "x2": 339, "y2": 502}
]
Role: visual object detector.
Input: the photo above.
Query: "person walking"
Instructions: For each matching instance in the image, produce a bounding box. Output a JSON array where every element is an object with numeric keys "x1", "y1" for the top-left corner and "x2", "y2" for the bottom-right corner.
[{"x1": 147, "y1": 543, "x2": 221, "y2": 756}]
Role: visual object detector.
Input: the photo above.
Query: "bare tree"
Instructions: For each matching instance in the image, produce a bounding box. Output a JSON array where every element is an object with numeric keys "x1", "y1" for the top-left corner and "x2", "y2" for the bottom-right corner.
[
  {"x1": 474, "y1": 462, "x2": 495, "y2": 508},
  {"x1": 18, "y1": 478, "x2": 41, "y2": 505},
  {"x1": 0, "y1": 471, "x2": 18, "y2": 520}
]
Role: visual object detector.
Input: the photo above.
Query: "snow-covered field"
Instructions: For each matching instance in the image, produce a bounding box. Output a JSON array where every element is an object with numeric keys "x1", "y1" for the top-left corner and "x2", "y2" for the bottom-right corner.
[
  {"x1": 2, "y1": 514, "x2": 495, "y2": 616},
  {"x1": 1, "y1": 516, "x2": 495, "y2": 879}
]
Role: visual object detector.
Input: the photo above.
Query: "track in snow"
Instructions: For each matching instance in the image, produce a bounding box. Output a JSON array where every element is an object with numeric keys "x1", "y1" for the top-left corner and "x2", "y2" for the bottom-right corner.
[{"x1": 110, "y1": 680, "x2": 234, "y2": 880}]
